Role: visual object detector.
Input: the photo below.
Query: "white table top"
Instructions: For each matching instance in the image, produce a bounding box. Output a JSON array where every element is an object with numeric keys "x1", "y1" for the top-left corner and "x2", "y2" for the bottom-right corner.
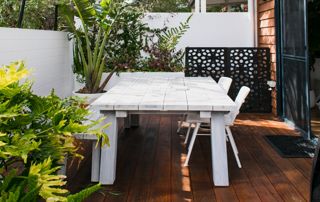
[{"x1": 91, "y1": 77, "x2": 236, "y2": 112}]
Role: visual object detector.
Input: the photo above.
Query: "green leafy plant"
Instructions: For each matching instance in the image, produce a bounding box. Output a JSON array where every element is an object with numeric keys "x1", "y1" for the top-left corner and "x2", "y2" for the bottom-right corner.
[
  {"x1": 63, "y1": 0, "x2": 124, "y2": 93},
  {"x1": 105, "y1": 3, "x2": 149, "y2": 70},
  {"x1": 0, "y1": 61, "x2": 109, "y2": 201},
  {"x1": 142, "y1": 15, "x2": 192, "y2": 72},
  {"x1": 0, "y1": 0, "x2": 67, "y2": 30},
  {"x1": 132, "y1": 0, "x2": 191, "y2": 12}
]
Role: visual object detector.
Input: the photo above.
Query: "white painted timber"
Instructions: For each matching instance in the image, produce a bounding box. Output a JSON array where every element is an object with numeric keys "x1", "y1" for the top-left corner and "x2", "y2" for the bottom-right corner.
[
  {"x1": 92, "y1": 77, "x2": 236, "y2": 186},
  {"x1": 99, "y1": 112, "x2": 118, "y2": 184},
  {"x1": 91, "y1": 141, "x2": 101, "y2": 182},
  {"x1": 92, "y1": 77, "x2": 236, "y2": 112},
  {"x1": 211, "y1": 112, "x2": 229, "y2": 186}
]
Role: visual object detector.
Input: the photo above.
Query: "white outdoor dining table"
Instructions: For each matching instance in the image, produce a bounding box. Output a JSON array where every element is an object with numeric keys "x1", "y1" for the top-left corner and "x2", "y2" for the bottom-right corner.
[{"x1": 90, "y1": 76, "x2": 236, "y2": 186}]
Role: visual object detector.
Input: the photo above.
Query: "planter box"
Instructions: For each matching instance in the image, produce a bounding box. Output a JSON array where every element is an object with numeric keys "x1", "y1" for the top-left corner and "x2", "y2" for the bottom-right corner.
[{"x1": 74, "y1": 72, "x2": 185, "y2": 92}]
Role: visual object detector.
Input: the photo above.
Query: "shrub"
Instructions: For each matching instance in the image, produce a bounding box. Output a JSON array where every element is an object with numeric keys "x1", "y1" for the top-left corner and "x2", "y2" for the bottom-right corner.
[{"x1": 0, "y1": 61, "x2": 109, "y2": 201}]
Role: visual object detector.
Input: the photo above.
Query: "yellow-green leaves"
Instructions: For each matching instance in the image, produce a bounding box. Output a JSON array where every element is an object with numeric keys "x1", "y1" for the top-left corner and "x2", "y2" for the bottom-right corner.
[
  {"x1": 0, "y1": 133, "x2": 40, "y2": 163},
  {"x1": 29, "y1": 158, "x2": 68, "y2": 201},
  {"x1": 0, "y1": 61, "x2": 29, "y2": 89},
  {"x1": 0, "y1": 61, "x2": 105, "y2": 201}
]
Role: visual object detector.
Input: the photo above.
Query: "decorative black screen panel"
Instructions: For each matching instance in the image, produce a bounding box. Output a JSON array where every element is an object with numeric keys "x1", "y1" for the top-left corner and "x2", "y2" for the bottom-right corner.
[
  {"x1": 185, "y1": 48, "x2": 226, "y2": 81},
  {"x1": 185, "y1": 47, "x2": 271, "y2": 113}
]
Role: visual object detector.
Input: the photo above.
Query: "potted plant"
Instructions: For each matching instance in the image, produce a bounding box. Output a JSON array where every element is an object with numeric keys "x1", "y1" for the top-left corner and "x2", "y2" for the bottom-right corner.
[{"x1": 62, "y1": 0, "x2": 121, "y2": 103}]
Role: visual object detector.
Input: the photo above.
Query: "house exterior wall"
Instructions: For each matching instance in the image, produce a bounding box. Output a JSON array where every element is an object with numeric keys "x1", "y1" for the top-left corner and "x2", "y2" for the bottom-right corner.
[{"x1": 257, "y1": 0, "x2": 277, "y2": 114}]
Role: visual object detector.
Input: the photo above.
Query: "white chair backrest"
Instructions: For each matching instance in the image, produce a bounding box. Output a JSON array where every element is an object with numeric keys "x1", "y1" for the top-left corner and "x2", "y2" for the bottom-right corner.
[
  {"x1": 218, "y1": 77, "x2": 233, "y2": 93},
  {"x1": 225, "y1": 86, "x2": 250, "y2": 125}
]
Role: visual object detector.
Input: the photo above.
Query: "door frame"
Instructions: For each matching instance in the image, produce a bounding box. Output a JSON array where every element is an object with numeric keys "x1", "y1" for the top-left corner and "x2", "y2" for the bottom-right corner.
[{"x1": 275, "y1": 0, "x2": 311, "y2": 139}]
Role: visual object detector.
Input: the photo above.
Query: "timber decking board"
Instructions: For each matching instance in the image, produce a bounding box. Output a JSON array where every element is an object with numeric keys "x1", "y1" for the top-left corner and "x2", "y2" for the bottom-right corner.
[{"x1": 68, "y1": 114, "x2": 312, "y2": 202}]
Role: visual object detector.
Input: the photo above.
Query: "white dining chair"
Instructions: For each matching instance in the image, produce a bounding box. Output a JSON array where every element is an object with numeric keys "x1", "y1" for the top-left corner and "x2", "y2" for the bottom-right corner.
[
  {"x1": 218, "y1": 76, "x2": 233, "y2": 93},
  {"x1": 183, "y1": 86, "x2": 251, "y2": 168},
  {"x1": 181, "y1": 76, "x2": 233, "y2": 143}
]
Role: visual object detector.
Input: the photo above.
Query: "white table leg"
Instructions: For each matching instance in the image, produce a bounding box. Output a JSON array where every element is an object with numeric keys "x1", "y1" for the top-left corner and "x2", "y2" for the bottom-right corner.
[
  {"x1": 211, "y1": 112, "x2": 229, "y2": 186},
  {"x1": 91, "y1": 140, "x2": 100, "y2": 182},
  {"x1": 99, "y1": 112, "x2": 118, "y2": 184}
]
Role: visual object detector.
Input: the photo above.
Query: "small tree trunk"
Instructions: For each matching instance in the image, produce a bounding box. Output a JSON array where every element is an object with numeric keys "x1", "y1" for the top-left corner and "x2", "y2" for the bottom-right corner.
[{"x1": 97, "y1": 67, "x2": 118, "y2": 93}]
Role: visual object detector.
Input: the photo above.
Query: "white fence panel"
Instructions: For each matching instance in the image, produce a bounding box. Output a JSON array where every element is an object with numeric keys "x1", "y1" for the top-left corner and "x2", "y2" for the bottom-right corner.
[
  {"x1": 0, "y1": 28, "x2": 73, "y2": 98},
  {"x1": 143, "y1": 13, "x2": 255, "y2": 49}
]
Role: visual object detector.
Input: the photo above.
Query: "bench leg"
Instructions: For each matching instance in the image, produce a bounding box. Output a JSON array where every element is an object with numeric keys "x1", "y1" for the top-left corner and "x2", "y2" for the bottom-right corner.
[
  {"x1": 91, "y1": 140, "x2": 100, "y2": 182},
  {"x1": 99, "y1": 112, "x2": 118, "y2": 184},
  {"x1": 57, "y1": 156, "x2": 67, "y2": 176}
]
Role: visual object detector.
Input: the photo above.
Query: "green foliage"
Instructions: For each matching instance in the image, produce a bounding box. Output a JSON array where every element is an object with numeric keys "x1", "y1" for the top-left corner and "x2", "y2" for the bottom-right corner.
[
  {"x1": 133, "y1": 0, "x2": 191, "y2": 12},
  {"x1": 0, "y1": 61, "x2": 107, "y2": 201},
  {"x1": 142, "y1": 15, "x2": 192, "y2": 72},
  {"x1": 62, "y1": 0, "x2": 120, "y2": 93},
  {"x1": 0, "y1": 0, "x2": 67, "y2": 30},
  {"x1": 105, "y1": 3, "x2": 150, "y2": 70},
  {"x1": 67, "y1": 183, "x2": 101, "y2": 202},
  {"x1": 70, "y1": 0, "x2": 191, "y2": 77},
  {"x1": 158, "y1": 15, "x2": 192, "y2": 51}
]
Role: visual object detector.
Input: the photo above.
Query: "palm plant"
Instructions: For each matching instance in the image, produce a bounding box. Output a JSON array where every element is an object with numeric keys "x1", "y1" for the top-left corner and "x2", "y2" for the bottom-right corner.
[{"x1": 62, "y1": 0, "x2": 121, "y2": 93}]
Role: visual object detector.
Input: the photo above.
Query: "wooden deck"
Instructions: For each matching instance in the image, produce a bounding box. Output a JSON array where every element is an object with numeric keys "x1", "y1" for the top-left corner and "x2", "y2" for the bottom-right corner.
[{"x1": 67, "y1": 114, "x2": 313, "y2": 202}]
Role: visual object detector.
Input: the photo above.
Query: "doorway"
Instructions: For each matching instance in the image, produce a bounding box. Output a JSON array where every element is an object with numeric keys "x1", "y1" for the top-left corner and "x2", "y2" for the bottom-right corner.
[{"x1": 276, "y1": 0, "x2": 311, "y2": 139}]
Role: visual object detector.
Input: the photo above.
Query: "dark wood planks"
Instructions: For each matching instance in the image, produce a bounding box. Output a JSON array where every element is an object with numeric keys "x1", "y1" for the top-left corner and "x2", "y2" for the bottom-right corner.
[
  {"x1": 126, "y1": 116, "x2": 161, "y2": 202},
  {"x1": 104, "y1": 116, "x2": 150, "y2": 202},
  {"x1": 170, "y1": 116, "x2": 193, "y2": 201},
  {"x1": 189, "y1": 137, "x2": 218, "y2": 202},
  {"x1": 147, "y1": 116, "x2": 172, "y2": 202},
  {"x1": 199, "y1": 137, "x2": 239, "y2": 202},
  {"x1": 240, "y1": 123, "x2": 305, "y2": 201},
  {"x1": 67, "y1": 114, "x2": 312, "y2": 202}
]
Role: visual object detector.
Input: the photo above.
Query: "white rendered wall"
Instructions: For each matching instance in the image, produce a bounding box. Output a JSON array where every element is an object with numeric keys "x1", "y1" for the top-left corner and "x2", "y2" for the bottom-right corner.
[
  {"x1": 143, "y1": 12, "x2": 255, "y2": 49},
  {"x1": 0, "y1": 28, "x2": 73, "y2": 98}
]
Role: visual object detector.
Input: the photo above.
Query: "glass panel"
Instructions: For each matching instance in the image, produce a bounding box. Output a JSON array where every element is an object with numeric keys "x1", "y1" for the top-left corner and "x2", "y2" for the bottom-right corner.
[
  {"x1": 282, "y1": 0, "x2": 306, "y2": 56},
  {"x1": 283, "y1": 58, "x2": 309, "y2": 132},
  {"x1": 206, "y1": 0, "x2": 248, "y2": 12}
]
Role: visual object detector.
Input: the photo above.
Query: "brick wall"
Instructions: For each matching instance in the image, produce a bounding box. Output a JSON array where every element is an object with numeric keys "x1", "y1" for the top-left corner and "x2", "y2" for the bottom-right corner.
[{"x1": 257, "y1": 0, "x2": 277, "y2": 114}]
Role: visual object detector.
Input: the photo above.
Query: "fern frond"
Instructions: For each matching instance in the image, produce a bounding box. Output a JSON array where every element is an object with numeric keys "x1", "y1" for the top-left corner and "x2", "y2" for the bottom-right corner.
[{"x1": 67, "y1": 183, "x2": 101, "y2": 202}]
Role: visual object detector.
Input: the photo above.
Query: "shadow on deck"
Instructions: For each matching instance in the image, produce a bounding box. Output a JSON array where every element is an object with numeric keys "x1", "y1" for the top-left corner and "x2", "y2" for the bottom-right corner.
[{"x1": 67, "y1": 114, "x2": 312, "y2": 202}]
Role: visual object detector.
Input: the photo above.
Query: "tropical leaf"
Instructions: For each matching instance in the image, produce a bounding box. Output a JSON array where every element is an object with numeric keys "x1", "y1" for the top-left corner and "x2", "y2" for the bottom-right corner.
[
  {"x1": 0, "y1": 61, "x2": 29, "y2": 89},
  {"x1": 29, "y1": 158, "x2": 68, "y2": 201},
  {"x1": 67, "y1": 183, "x2": 101, "y2": 202},
  {"x1": 72, "y1": 0, "x2": 96, "y2": 26}
]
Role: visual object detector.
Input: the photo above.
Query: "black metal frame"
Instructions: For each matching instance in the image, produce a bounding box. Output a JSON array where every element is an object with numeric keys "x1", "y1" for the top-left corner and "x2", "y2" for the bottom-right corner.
[
  {"x1": 185, "y1": 47, "x2": 271, "y2": 113},
  {"x1": 17, "y1": 0, "x2": 59, "y2": 30},
  {"x1": 17, "y1": 0, "x2": 27, "y2": 28},
  {"x1": 275, "y1": 0, "x2": 283, "y2": 118},
  {"x1": 276, "y1": 0, "x2": 311, "y2": 139}
]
